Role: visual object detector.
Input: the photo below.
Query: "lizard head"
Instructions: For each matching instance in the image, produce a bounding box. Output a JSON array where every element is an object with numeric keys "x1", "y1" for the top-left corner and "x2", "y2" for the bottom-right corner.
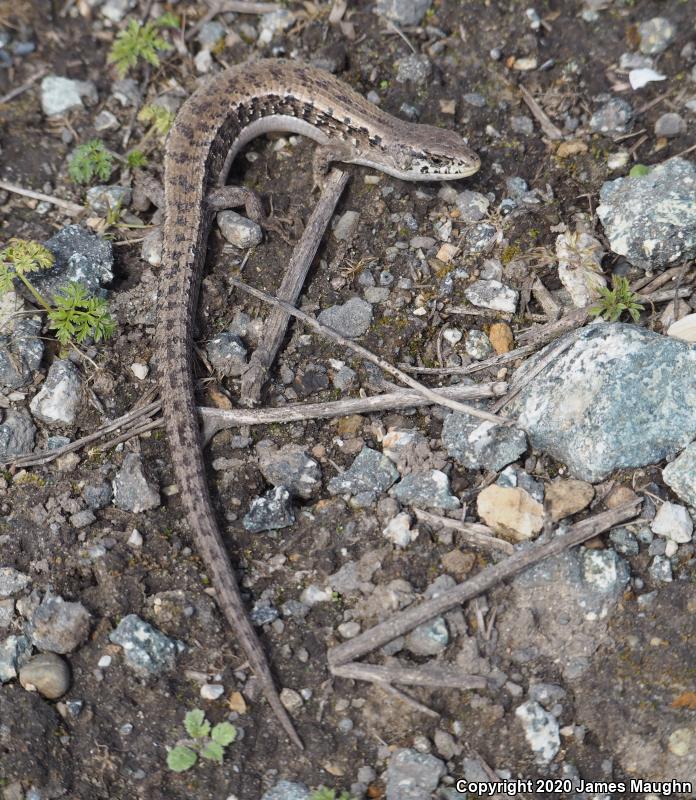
[{"x1": 352, "y1": 122, "x2": 480, "y2": 182}]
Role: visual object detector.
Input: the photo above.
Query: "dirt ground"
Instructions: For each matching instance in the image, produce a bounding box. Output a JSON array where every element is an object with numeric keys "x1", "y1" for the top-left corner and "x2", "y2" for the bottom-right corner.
[{"x1": 1, "y1": 0, "x2": 695, "y2": 798}]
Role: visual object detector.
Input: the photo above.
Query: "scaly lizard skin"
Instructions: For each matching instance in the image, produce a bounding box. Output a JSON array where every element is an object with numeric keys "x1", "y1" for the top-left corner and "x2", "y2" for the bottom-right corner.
[{"x1": 157, "y1": 58, "x2": 480, "y2": 749}]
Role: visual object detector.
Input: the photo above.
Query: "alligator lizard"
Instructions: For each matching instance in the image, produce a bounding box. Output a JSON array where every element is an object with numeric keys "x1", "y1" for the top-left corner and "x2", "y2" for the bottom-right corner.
[{"x1": 158, "y1": 58, "x2": 480, "y2": 749}]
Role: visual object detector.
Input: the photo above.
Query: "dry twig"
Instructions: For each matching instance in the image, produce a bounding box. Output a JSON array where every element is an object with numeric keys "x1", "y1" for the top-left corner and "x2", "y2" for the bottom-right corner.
[
  {"x1": 328, "y1": 500, "x2": 641, "y2": 668},
  {"x1": 228, "y1": 275, "x2": 508, "y2": 424},
  {"x1": 240, "y1": 168, "x2": 349, "y2": 403}
]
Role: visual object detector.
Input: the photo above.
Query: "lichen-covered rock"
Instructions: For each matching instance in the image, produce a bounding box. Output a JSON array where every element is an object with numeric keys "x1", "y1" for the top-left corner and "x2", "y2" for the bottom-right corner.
[
  {"x1": 508, "y1": 324, "x2": 696, "y2": 481},
  {"x1": 597, "y1": 158, "x2": 696, "y2": 271}
]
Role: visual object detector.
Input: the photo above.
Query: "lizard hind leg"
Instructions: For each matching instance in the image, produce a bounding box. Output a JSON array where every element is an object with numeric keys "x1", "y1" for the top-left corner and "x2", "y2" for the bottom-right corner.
[{"x1": 312, "y1": 142, "x2": 354, "y2": 193}]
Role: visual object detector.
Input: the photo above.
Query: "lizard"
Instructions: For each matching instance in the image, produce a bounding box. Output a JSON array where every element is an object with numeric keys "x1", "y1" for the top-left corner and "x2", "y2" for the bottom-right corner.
[{"x1": 157, "y1": 58, "x2": 480, "y2": 750}]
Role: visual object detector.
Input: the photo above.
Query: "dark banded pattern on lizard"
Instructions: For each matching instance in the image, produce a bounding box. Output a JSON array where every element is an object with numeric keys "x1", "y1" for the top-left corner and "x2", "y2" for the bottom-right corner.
[{"x1": 158, "y1": 59, "x2": 480, "y2": 749}]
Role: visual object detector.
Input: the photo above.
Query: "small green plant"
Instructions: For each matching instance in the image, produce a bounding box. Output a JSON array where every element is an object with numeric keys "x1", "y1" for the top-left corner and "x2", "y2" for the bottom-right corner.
[
  {"x1": 589, "y1": 275, "x2": 644, "y2": 323},
  {"x1": 126, "y1": 149, "x2": 148, "y2": 169},
  {"x1": 108, "y1": 17, "x2": 173, "y2": 77},
  {"x1": 166, "y1": 709, "x2": 237, "y2": 772},
  {"x1": 49, "y1": 282, "x2": 116, "y2": 345},
  {"x1": 68, "y1": 139, "x2": 114, "y2": 184},
  {"x1": 137, "y1": 104, "x2": 175, "y2": 138},
  {"x1": 310, "y1": 789, "x2": 354, "y2": 800},
  {"x1": 629, "y1": 163, "x2": 651, "y2": 178},
  {"x1": 0, "y1": 239, "x2": 116, "y2": 347}
]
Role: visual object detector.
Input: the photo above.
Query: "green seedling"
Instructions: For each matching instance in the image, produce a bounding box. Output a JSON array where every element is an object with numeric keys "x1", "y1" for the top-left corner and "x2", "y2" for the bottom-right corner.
[
  {"x1": 167, "y1": 709, "x2": 237, "y2": 772},
  {"x1": 589, "y1": 275, "x2": 644, "y2": 323},
  {"x1": 108, "y1": 17, "x2": 173, "y2": 77},
  {"x1": 68, "y1": 139, "x2": 114, "y2": 185},
  {"x1": 0, "y1": 239, "x2": 115, "y2": 347},
  {"x1": 310, "y1": 790, "x2": 354, "y2": 800}
]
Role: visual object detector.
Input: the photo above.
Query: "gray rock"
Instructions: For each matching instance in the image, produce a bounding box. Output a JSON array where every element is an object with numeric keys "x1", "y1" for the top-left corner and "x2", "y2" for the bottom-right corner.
[
  {"x1": 581, "y1": 549, "x2": 630, "y2": 594},
  {"x1": 654, "y1": 112, "x2": 686, "y2": 138},
  {"x1": 249, "y1": 604, "x2": 279, "y2": 626},
  {"x1": 464, "y1": 329, "x2": 494, "y2": 360},
  {"x1": 19, "y1": 653, "x2": 71, "y2": 699},
  {"x1": 462, "y1": 92, "x2": 487, "y2": 107},
  {"x1": 639, "y1": 16, "x2": 675, "y2": 55},
  {"x1": 0, "y1": 409, "x2": 36, "y2": 460},
  {"x1": 93, "y1": 109, "x2": 119, "y2": 131},
  {"x1": 651, "y1": 501, "x2": 693, "y2": 543},
  {"x1": 109, "y1": 614, "x2": 179, "y2": 674},
  {"x1": 597, "y1": 158, "x2": 696, "y2": 270},
  {"x1": 648, "y1": 554, "x2": 672, "y2": 584},
  {"x1": 257, "y1": 443, "x2": 322, "y2": 499},
  {"x1": 505, "y1": 176, "x2": 529, "y2": 198},
  {"x1": 463, "y1": 222, "x2": 497, "y2": 254},
  {"x1": 83, "y1": 481, "x2": 113, "y2": 510},
  {"x1": 40, "y1": 75, "x2": 97, "y2": 116},
  {"x1": 508, "y1": 324, "x2": 696, "y2": 481},
  {"x1": 464, "y1": 279, "x2": 518, "y2": 313},
  {"x1": 197, "y1": 20, "x2": 225, "y2": 47},
  {"x1": 141, "y1": 226, "x2": 163, "y2": 267},
  {"x1": 511, "y1": 115, "x2": 534, "y2": 135},
  {"x1": 261, "y1": 781, "x2": 311, "y2": 800},
  {"x1": 515, "y1": 700, "x2": 560, "y2": 764},
  {"x1": 112, "y1": 453, "x2": 160, "y2": 513},
  {"x1": 243, "y1": 486, "x2": 295, "y2": 532},
  {"x1": 375, "y1": 0, "x2": 431, "y2": 26},
  {"x1": 0, "y1": 568, "x2": 31, "y2": 599},
  {"x1": 29, "y1": 593, "x2": 90, "y2": 654},
  {"x1": 206, "y1": 331, "x2": 247, "y2": 377},
  {"x1": 442, "y1": 411, "x2": 527, "y2": 471},
  {"x1": 317, "y1": 297, "x2": 373, "y2": 338},
  {"x1": 609, "y1": 527, "x2": 640, "y2": 557},
  {"x1": 497, "y1": 465, "x2": 544, "y2": 503},
  {"x1": 86, "y1": 185, "x2": 131, "y2": 216},
  {"x1": 332, "y1": 365, "x2": 357, "y2": 390},
  {"x1": 111, "y1": 78, "x2": 140, "y2": 107},
  {"x1": 391, "y1": 469, "x2": 459, "y2": 510},
  {"x1": 0, "y1": 635, "x2": 32, "y2": 682},
  {"x1": 29, "y1": 359, "x2": 82, "y2": 425},
  {"x1": 0, "y1": 599, "x2": 14, "y2": 627},
  {"x1": 216, "y1": 210, "x2": 263, "y2": 249},
  {"x1": 364, "y1": 286, "x2": 390, "y2": 304},
  {"x1": 0, "y1": 317, "x2": 43, "y2": 389},
  {"x1": 333, "y1": 210, "x2": 360, "y2": 241},
  {"x1": 455, "y1": 190, "x2": 490, "y2": 222},
  {"x1": 663, "y1": 442, "x2": 696, "y2": 506},
  {"x1": 328, "y1": 447, "x2": 399, "y2": 496},
  {"x1": 385, "y1": 748, "x2": 446, "y2": 800},
  {"x1": 589, "y1": 97, "x2": 634, "y2": 137},
  {"x1": 395, "y1": 54, "x2": 432, "y2": 84},
  {"x1": 70, "y1": 509, "x2": 96, "y2": 529},
  {"x1": 100, "y1": 0, "x2": 136, "y2": 22},
  {"x1": 38, "y1": 225, "x2": 114, "y2": 298},
  {"x1": 405, "y1": 617, "x2": 449, "y2": 656}
]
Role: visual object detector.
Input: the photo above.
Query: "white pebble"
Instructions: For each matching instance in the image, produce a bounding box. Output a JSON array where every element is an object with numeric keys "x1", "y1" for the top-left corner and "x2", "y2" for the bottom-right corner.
[{"x1": 200, "y1": 683, "x2": 225, "y2": 700}]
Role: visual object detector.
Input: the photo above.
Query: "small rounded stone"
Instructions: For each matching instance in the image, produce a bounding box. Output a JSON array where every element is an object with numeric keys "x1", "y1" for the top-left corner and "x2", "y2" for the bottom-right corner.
[{"x1": 19, "y1": 652, "x2": 71, "y2": 699}]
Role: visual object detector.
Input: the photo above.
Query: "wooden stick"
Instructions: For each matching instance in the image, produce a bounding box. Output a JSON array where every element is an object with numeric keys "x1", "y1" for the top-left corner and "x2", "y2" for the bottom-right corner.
[
  {"x1": 331, "y1": 662, "x2": 488, "y2": 690},
  {"x1": 0, "y1": 180, "x2": 84, "y2": 216},
  {"x1": 3, "y1": 382, "x2": 506, "y2": 468},
  {"x1": 413, "y1": 508, "x2": 514, "y2": 555},
  {"x1": 0, "y1": 68, "x2": 47, "y2": 105},
  {"x1": 518, "y1": 84, "x2": 563, "y2": 141},
  {"x1": 327, "y1": 500, "x2": 641, "y2": 668},
  {"x1": 399, "y1": 344, "x2": 537, "y2": 375},
  {"x1": 240, "y1": 168, "x2": 349, "y2": 403},
  {"x1": 228, "y1": 276, "x2": 508, "y2": 424},
  {"x1": 200, "y1": 380, "x2": 507, "y2": 441}
]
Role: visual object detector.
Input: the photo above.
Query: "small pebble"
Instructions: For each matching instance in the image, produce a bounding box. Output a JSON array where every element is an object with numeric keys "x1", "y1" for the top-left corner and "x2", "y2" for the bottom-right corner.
[
  {"x1": 200, "y1": 683, "x2": 225, "y2": 700},
  {"x1": 19, "y1": 653, "x2": 71, "y2": 699}
]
